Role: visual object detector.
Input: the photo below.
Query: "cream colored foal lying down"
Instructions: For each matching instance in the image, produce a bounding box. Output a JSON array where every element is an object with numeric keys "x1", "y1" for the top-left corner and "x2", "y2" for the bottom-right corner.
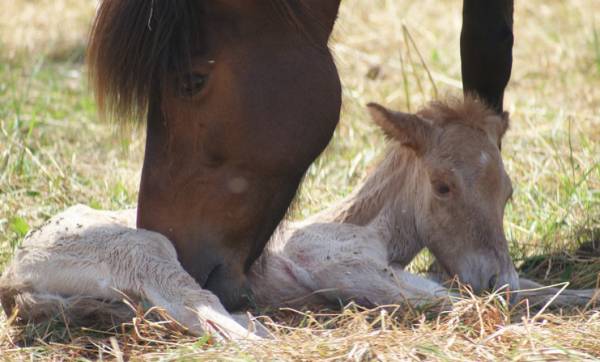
[
  {"x1": 0, "y1": 206, "x2": 260, "y2": 340},
  {"x1": 1, "y1": 98, "x2": 597, "y2": 339}
]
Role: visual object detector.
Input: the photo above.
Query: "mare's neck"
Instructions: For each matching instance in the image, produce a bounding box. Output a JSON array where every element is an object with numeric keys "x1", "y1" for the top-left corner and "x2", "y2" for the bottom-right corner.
[{"x1": 319, "y1": 145, "x2": 426, "y2": 265}]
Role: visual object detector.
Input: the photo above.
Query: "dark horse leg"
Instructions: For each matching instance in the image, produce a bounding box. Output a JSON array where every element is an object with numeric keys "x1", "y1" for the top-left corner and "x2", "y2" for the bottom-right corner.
[{"x1": 461, "y1": 0, "x2": 514, "y2": 113}]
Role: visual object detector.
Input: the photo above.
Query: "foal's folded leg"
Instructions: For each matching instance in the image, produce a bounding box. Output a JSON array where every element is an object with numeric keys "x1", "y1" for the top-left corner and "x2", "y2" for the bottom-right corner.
[
  {"x1": 69, "y1": 228, "x2": 262, "y2": 340},
  {"x1": 0, "y1": 252, "x2": 135, "y2": 325},
  {"x1": 137, "y1": 257, "x2": 261, "y2": 340},
  {"x1": 311, "y1": 260, "x2": 451, "y2": 309},
  {"x1": 516, "y1": 277, "x2": 599, "y2": 308},
  {"x1": 424, "y1": 261, "x2": 598, "y2": 308},
  {"x1": 0, "y1": 220, "x2": 259, "y2": 340}
]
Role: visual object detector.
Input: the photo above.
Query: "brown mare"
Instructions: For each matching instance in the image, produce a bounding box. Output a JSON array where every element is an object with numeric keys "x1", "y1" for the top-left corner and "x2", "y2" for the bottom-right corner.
[{"x1": 87, "y1": 0, "x2": 514, "y2": 311}]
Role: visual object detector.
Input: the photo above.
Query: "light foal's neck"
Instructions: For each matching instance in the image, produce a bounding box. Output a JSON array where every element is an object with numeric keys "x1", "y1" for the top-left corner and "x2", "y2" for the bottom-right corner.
[{"x1": 319, "y1": 144, "x2": 427, "y2": 265}]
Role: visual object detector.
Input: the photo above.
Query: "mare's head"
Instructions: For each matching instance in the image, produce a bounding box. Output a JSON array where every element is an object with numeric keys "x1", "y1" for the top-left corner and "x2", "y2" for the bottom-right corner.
[
  {"x1": 88, "y1": 0, "x2": 342, "y2": 310},
  {"x1": 368, "y1": 98, "x2": 519, "y2": 294}
]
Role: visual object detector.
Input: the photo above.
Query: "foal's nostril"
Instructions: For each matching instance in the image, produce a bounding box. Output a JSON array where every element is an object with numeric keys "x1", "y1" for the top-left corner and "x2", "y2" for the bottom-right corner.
[{"x1": 488, "y1": 274, "x2": 498, "y2": 291}]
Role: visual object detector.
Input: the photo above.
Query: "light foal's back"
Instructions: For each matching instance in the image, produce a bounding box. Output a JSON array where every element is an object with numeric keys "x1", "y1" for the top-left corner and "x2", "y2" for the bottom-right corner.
[{"x1": 1, "y1": 98, "x2": 596, "y2": 339}]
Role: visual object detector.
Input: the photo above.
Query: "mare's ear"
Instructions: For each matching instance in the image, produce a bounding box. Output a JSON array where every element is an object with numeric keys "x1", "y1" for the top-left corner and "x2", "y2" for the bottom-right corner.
[
  {"x1": 304, "y1": 0, "x2": 341, "y2": 38},
  {"x1": 367, "y1": 103, "x2": 433, "y2": 155}
]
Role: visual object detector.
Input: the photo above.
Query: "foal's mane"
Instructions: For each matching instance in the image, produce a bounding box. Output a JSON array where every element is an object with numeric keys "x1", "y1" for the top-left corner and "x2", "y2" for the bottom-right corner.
[
  {"x1": 418, "y1": 96, "x2": 509, "y2": 144},
  {"x1": 87, "y1": 0, "x2": 312, "y2": 124}
]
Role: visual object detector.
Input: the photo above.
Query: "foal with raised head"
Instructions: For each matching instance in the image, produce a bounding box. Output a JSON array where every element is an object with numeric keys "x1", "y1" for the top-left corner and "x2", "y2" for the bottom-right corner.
[
  {"x1": 250, "y1": 96, "x2": 519, "y2": 307},
  {"x1": 251, "y1": 97, "x2": 595, "y2": 309}
]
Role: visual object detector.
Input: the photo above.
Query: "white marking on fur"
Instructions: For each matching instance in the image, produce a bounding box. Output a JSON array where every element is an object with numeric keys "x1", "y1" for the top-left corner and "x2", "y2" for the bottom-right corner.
[
  {"x1": 479, "y1": 151, "x2": 490, "y2": 166},
  {"x1": 228, "y1": 177, "x2": 249, "y2": 194}
]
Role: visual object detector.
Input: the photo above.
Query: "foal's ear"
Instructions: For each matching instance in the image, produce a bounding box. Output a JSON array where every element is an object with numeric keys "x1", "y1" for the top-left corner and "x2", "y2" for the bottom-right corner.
[
  {"x1": 486, "y1": 111, "x2": 510, "y2": 149},
  {"x1": 367, "y1": 103, "x2": 433, "y2": 155},
  {"x1": 496, "y1": 111, "x2": 510, "y2": 149},
  {"x1": 499, "y1": 111, "x2": 510, "y2": 139}
]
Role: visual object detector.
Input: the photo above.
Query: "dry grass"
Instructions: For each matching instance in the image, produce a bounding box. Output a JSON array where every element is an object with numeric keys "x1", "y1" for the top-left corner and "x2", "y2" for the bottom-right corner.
[
  {"x1": 0, "y1": 0, "x2": 95, "y2": 61},
  {"x1": 1, "y1": 0, "x2": 599, "y2": 360},
  {"x1": 3, "y1": 294, "x2": 600, "y2": 360}
]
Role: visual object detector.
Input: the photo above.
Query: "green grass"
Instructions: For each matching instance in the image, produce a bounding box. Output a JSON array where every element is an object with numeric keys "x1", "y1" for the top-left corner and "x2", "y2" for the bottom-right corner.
[
  {"x1": 1, "y1": 0, "x2": 599, "y2": 360},
  {"x1": 0, "y1": 59, "x2": 142, "y2": 268}
]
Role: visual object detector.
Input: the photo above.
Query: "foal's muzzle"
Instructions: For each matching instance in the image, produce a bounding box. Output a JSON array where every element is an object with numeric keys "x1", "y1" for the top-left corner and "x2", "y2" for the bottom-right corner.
[{"x1": 453, "y1": 253, "x2": 520, "y2": 300}]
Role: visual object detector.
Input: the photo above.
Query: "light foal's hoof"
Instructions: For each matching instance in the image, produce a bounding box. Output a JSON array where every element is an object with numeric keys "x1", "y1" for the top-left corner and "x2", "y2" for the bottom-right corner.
[
  {"x1": 232, "y1": 312, "x2": 272, "y2": 339},
  {"x1": 185, "y1": 307, "x2": 264, "y2": 341}
]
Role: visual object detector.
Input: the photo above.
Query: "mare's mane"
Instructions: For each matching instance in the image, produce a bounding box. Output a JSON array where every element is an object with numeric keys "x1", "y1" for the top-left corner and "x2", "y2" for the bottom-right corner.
[
  {"x1": 87, "y1": 0, "x2": 315, "y2": 124},
  {"x1": 88, "y1": 0, "x2": 203, "y2": 123}
]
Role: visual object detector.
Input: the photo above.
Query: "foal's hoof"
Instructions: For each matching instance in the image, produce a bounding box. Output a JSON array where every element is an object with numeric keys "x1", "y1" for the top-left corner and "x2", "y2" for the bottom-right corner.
[
  {"x1": 187, "y1": 307, "x2": 262, "y2": 341},
  {"x1": 232, "y1": 312, "x2": 272, "y2": 339}
]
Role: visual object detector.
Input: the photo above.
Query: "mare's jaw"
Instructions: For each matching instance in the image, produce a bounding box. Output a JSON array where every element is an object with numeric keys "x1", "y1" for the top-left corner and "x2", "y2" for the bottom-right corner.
[{"x1": 136, "y1": 165, "x2": 302, "y2": 311}]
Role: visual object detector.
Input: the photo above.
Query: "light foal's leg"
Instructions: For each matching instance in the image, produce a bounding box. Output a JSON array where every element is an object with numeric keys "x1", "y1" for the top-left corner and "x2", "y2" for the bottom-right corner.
[
  {"x1": 0, "y1": 206, "x2": 259, "y2": 340},
  {"x1": 268, "y1": 222, "x2": 452, "y2": 309},
  {"x1": 516, "y1": 278, "x2": 598, "y2": 308},
  {"x1": 425, "y1": 261, "x2": 598, "y2": 308},
  {"x1": 308, "y1": 258, "x2": 451, "y2": 309},
  {"x1": 126, "y1": 244, "x2": 260, "y2": 339}
]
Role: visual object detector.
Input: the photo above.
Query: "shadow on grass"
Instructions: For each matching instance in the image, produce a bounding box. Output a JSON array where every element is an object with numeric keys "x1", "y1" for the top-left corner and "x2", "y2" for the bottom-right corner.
[
  {"x1": 518, "y1": 228, "x2": 600, "y2": 289},
  {"x1": 2, "y1": 306, "x2": 199, "y2": 359}
]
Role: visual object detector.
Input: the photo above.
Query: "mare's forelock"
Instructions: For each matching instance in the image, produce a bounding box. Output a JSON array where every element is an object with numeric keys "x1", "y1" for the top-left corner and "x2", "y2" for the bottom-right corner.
[{"x1": 87, "y1": 0, "x2": 204, "y2": 124}]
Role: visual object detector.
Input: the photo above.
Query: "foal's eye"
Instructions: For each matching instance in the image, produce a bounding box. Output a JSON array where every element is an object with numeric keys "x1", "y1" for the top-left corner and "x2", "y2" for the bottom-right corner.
[
  {"x1": 432, "y1": 180, "x2": 451, "y2": 197},
  {"x1": 178, "y1": 73, "x2": 208, "y2": 97}
]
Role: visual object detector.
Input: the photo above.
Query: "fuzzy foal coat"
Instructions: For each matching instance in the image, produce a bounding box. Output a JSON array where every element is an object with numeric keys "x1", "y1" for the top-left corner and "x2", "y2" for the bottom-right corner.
[{"x1": 1, "y1": 99, "x2": 596, "y2": 338}]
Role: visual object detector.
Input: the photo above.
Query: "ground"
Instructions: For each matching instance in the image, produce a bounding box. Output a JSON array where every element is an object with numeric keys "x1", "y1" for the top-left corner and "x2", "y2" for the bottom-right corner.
[{"x1": 0, "y1": 0, "x2": 599, "y2": 360}]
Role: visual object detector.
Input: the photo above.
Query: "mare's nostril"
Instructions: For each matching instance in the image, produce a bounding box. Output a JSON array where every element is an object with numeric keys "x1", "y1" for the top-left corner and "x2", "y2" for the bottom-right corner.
[
  {"x1": 202, "y1": 263, "x2": 223, "y2": 288},
  {"x1": 204, "y1": 264, "x2": 252, "y2": 311},
  {"x1": 488, "y1": 274, "x2": 498, "y2": 291}
]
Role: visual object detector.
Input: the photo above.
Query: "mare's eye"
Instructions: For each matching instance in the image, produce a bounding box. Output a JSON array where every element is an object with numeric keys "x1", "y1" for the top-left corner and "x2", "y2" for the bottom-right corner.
[
  {"x1": 178, "y1": 73, "x2": 208, "y2": 97},
  {"x1": 432, "y1": 180, "x2": 451, "y2": 197}
]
